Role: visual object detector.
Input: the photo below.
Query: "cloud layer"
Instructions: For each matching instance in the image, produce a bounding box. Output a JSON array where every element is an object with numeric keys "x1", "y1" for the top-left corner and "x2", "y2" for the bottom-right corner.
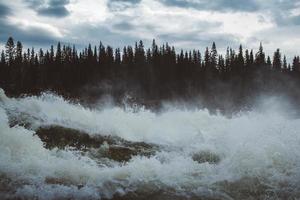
[
  {"x1": 25, "y1": 0, "x2": 70, "y2": 17},
  {"x1": 0, "y1": 0, "x2": 300, "y2": 59},
  {"x1": 160, "y1": 0, "x2": 259, "y2": 12}
]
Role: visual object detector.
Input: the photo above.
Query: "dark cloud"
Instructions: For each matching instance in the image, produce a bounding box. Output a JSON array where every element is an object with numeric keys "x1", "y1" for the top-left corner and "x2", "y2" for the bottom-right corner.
[
  {"x1": 0, "y1": 20, "x2": 58, "y2": 46},
  {"x1": 0, "y1": 3, "x2": 11, "y2": 17},
  {"x1": 0, "y1": 25, "x2": 57, "y2": 46},
  {"x1": 290, "y1": 15, "x2": 300, "y2": 25},
  {"x1": 37, "y1": 5, "x2": 69, "y2": 17},
  {"x1": 1, "y1": 0, "x2": 299, "y2": 55},
  {"x1": 24, "y1": 0, "x2": 42, "y2": 7},
  {"x1": 107, "y1": 0, "x2": 141, "y2": 11},
  {"x1": 272, "y1": 12, "x2": 300, "y2": 26},
  {"x1": 266, "y1": 0, "x2": 298, "y2": 10},
  {"x1": 0, "y1": 2, "x2": 59, "y2": 46},
  {"x1": 275, "y1": 15, "x2": 300, "y2": 26},
  {"x1": 110, "y1": 0, "x2": 141, "y2": 3},
  {"x1": 159, "y1": 0, "x2": 259, "y2": 12},
  {"x1": 25, "y1": 0, "x2": 70, "y2": 17},
  {"x1": 257, "y1": 0, "x2": 300, "y2": 26},
  {"x1": 158, "y1": 0, "x2": 300, "y2": 29}
]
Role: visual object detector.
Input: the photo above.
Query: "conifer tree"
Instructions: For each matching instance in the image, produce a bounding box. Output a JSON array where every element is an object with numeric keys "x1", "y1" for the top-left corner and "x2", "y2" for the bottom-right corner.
[
  {"x1": 16, "y1": 41, "x2": 23, "y2": 63},
  {"x1": 255, "y1": 43, "x2": 265, "y2": 65},
  {"x1": 249, "y1": 50, "x2": 254, "y2": 65},
  {"x1": 283, "y1": 56, "x2": 287, "y2": 72},
  {"x1": 210, "y1": 42, "x2": 217, "y2": 68},
  {"x1": 5, "y1": 37, "x2": 15, "y2": 65},
  {"x1": 0, "y1": 50, "x2": 5, "y2": 64},
  {"x1": 237, "y1": 45, "x2": 244, "y2": 68},
  {"x1": 292, "y1": 56, "x2": 300, "y2": 72},
  {"x1": 204, "y1": 47, "x2": 210, "y2": 69},
  {"x1": 245, "y1": 49, "x2": 250, "y2": 67},
  {"x1": 56, "y1": 42, "x2": 62, "y2": 64},
  {"x1": 273, "y1": 49, "x2": 282, "y2": 71}
]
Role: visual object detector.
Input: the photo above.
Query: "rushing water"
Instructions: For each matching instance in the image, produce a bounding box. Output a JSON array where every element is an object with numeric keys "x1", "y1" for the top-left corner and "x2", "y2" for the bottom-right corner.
[{"x1": 1, "y1": 88, "x2": 300, "y2": 200}]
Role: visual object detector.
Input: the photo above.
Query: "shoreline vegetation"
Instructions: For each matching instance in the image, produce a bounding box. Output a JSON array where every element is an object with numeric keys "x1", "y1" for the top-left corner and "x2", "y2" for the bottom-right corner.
[{"x1": 1, "y1": 37, "x2": 300, "y2": 112}]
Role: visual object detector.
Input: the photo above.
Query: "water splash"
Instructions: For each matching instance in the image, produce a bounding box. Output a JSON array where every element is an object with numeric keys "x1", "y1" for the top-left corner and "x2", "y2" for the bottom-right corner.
[{"x1": 1, "y1": 89, "x2": 300, "y2": 199}]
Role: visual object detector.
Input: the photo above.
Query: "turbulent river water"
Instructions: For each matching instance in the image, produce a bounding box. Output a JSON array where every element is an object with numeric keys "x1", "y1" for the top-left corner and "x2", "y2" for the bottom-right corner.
[{"x1": 0, "y1": 88, "x2": 300, "y2": 200}]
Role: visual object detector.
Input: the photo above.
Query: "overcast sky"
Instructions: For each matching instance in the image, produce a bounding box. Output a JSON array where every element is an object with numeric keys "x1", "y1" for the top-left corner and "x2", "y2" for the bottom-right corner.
[{"x1": 1, "y1": 0, "x2": 300, "y2": 60}]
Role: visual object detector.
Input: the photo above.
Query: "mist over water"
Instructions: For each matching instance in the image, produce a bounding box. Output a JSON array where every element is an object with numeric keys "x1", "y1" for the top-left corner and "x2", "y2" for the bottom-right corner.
[{"x1": 1, "y1": 88, "x2": 300, "y2": 200}]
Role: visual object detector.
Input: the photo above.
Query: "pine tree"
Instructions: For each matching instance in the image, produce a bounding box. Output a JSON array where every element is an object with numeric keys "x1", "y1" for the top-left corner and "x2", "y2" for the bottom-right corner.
[
  {"x1": 237, "y1": 45, "x2": 244, "y2": 68},
  {"x1": 106, "y1": 46, "x2": 114, "y2": 65},
  {"x1": 115, "y1": 48, "x2": 121, "y2": 65},
  {"x1": 87, "y1": 44, "x2": 93, "y2": 61},
  {"x1": 218, "y1": 55, "x2": 225, "y2": 73},
  {"x1": 255, "y1": 42, "x2": 265, "y2": 65},
  {"x1": 5, "y1": 37, "x2": 15, "y2": 65},
  {"x1": 134, "y1": 40, "x2": 146, "y2": 66},
  {"x1": 30, "y1": 47, "x2": 35, "y2": 65},
  {"x1": 50, "y1": 45, "x2": 54, "y2": 63},
  {"x1": 249, "y1": 50, "x2": 254, "y2": 65},
  {"x1": 245, "y1": 49, "x2": 250, "y2": 67},
  {"x1": 39, "y1": 49, "x2": 44, "y2": 65},
  {"x1": 93, "y1": 46, "x2": 98, "y2": 63},
  {"x1": 127, "y1": 46, "x2": 134, "y2": 66},
  {"x1": 26, "y1": 48, "x2": 30, "y2": 62},
  {"x1": 146, "y1": 48, "x2": 152, "y2": 63},
  {"x1": 273, "y1": 49, "x2": 282, "y2": 71},
  {"x1": 292, "y1": 56, "x2": 300, "y2": 72},
  {"x1": 99, "y1": 42, "x2": 106, "y2": 66},
  {"x1": 151, "y1": 39, "x2": 159, "y2": 65},
  {"x1": 16, "y1": 41, "x2": 23, "y2": 63},
  {"x1": 225, "y1": 47, "x2": 230, "y2": 70},
  {"x1": 56, "y1": 42, "x2": 62, "y2": 64},
  {"x1": 73, "y1": 46, "x2": 77, "y2": 64},
  {"x1": 197, "y1": 50, "x2": 201, "y2": 66},
  {"x1": 0, "y1": 50, "x2": 5, "y2": 64},
  {"x1": 282, "y1": 56, "x2": 287, "y2": 72},
  {"x1": 210, "y1": 42, "x2": 217, "y2": 68},
  {"x1": 204, "y1": 47, "x2": 210, "y2": 69},
  {"x1": 34, "y1": 54, "x2": 39, "y2": 66}
]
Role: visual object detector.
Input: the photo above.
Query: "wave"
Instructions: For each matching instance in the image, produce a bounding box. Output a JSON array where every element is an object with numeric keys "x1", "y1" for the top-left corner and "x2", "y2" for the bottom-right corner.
[{"x1": 1, "y1": 88, "x2": 300, "y2": 199}]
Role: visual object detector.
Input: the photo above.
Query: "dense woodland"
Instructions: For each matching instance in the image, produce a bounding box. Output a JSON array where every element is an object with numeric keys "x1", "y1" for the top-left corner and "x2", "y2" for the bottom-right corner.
[{"x1": 1, "y1": 36, "x2": 300, "y2": 111}]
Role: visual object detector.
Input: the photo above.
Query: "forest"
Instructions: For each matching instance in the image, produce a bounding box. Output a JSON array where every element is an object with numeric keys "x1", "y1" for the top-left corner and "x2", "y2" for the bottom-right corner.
[{"x1": 1, "y1": 36, "x2": 300, "y2": 112}]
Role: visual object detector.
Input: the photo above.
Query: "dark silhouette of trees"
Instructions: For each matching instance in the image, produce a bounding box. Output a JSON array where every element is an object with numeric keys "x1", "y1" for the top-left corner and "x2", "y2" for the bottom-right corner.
[
  {"x1": 255, "y1": 42, "x2": 266, "y2": 66},
  {"x1": 283, "y1": 55, "x2": 288, "y2": 72},
  {"x1": 1, "y1": 36, "x2": 300, "y2": 112},
  {"x1": 16, "y1": 42, "x2": 23, "y2": 63},
  {"x1": 5, "y1": 37, "x2": 15, "y2": 66},
  {"x1": 273, "y1": 49, "x2": 282, "y2": 71},
  {"x1": 292, "y1": 56, "x2": 300, "y2": 72}
]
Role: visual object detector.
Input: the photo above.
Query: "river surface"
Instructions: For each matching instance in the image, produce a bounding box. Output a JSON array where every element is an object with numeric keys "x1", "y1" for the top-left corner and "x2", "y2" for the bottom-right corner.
[{"x1": 0, "y1": 88, "x2": 300, "y2": 200}]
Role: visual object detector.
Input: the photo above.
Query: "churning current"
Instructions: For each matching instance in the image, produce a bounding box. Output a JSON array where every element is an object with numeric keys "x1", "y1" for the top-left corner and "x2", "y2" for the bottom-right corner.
[{"x1": 0, "y1": 88, "x2": 300, "y2": 200}]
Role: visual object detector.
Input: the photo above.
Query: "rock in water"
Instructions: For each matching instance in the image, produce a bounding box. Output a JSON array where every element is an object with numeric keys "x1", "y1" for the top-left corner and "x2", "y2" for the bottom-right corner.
[
  {"x1": 35, "y1": 126, "x2": 157, "y2": 162},
  {"x1": 192, "y1": 151, "x2": 221, "y2": 164}
]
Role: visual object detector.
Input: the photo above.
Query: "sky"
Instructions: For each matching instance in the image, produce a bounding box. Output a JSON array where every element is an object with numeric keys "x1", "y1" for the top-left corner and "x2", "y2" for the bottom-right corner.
[{"x1": 0, "y1": 0, "x2": 300, "y2": 60}]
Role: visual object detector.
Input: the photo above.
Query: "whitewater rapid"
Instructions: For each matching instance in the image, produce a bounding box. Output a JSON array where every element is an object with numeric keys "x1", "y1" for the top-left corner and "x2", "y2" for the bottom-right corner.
[{"x1": 1, "y1": 88, "x2": 300, "y2": 199}]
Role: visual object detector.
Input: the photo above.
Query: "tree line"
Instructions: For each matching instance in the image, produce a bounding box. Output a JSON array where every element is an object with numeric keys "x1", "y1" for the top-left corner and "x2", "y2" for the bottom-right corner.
[{"x1": 1, "y1": 36, "x2": 300, "y2": 111}]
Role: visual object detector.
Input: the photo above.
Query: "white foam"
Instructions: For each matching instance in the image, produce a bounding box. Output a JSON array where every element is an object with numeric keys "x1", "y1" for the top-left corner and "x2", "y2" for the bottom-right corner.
[{"x1": 1, "y1": 89, "x2": 300, "y2": 199}]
